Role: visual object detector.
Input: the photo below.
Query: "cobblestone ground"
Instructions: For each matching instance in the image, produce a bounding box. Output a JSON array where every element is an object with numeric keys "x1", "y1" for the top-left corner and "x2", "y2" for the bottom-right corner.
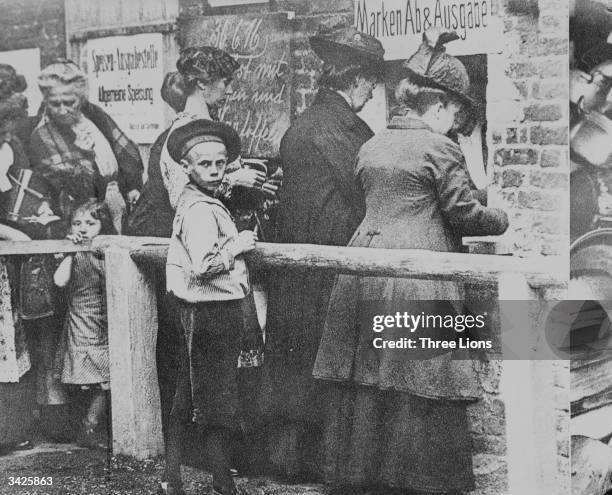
[{"x1": 0, "y1": 444, "x2": 328, "y2": 495}]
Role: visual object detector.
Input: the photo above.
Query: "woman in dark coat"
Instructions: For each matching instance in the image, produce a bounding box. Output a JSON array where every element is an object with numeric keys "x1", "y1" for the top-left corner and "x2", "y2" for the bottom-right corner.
[
  {"x1": 258, "y1": 26, "x2": 385, "y2": 478},
  {"x1": 312, "y1": 30, "x2": 509, "y2": 494}
]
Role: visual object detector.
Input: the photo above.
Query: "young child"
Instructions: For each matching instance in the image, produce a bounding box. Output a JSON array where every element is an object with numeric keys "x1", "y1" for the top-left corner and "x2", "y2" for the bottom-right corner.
[
  {"x1": 53, "y1": 199, "x2": 115, "y2": 449},
  {"x1": 164, "y1": 119, "x2": 258, "y2": 495}
]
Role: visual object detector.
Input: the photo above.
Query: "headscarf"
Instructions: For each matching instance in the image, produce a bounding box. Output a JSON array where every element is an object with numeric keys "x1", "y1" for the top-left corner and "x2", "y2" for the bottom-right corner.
[{"x1": 37, "y1": 59, "x2": 88, "y2": 100}]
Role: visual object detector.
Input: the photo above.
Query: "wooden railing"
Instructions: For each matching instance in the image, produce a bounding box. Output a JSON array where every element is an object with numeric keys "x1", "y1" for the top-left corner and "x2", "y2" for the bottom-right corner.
[
  {"x1": 0, "y1": 235, "x2": 567, "y2": 285},
  {"x1": 0, "y1": 236, "x2": 567, "y2": 494}
]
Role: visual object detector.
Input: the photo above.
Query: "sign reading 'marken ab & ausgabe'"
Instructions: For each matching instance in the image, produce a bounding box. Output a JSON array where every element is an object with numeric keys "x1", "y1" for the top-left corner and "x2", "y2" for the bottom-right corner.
[{"x1": 354, "y1": 0, "x2": 503, "y2": 59}]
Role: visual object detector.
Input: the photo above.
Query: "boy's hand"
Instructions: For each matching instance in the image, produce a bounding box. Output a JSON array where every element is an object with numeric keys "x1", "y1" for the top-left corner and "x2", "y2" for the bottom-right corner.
[{"x1": 234, "y1": 230, "x2": 257, "y2": 255}]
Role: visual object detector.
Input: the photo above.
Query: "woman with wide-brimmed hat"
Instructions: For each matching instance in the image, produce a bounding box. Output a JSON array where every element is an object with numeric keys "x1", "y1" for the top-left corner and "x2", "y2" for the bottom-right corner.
[
  {"x1": 258, "y1": 25, "x2": 385, "y2": 479},
  {"x1": 312, "y1": 29, "x2": 509, "y2": 494}
]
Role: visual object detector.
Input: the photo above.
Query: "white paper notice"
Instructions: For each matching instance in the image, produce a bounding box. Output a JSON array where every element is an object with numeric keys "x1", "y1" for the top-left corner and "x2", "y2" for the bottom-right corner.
[
  {"x1": 354, "y1": 0, "x2": 503, "y2": 60},
  {"x1": 87, "y1": 33, "x2": 164, "y2": 144}
]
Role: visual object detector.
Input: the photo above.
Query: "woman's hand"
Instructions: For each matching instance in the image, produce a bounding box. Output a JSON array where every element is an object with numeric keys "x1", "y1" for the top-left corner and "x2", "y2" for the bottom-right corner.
[
  {"x1": 229, "y1": 168, "x2": 267, "y2": 189},
  {"x1": 261, "y1": 180, "x2": 279, "y2": 199}
]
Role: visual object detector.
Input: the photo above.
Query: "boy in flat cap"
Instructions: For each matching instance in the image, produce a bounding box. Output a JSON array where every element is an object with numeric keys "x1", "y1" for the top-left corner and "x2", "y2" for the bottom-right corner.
[{"x1": 164, "y1": 118, "x2": 259, "y2": 495}]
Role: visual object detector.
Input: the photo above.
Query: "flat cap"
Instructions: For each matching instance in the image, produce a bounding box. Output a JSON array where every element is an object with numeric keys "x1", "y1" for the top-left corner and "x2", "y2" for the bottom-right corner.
[{"x1": 166, "y1": 118, "x2": 241, "y2": 164}]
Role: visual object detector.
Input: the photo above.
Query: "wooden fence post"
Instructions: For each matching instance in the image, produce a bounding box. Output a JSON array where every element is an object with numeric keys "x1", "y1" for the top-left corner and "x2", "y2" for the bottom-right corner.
[
  {"x1": 498, "y1": 273, "x2": 567, "y2": 494},
  {"x1": 104, "y1": 245, "x2": 164, "y2": 459}
]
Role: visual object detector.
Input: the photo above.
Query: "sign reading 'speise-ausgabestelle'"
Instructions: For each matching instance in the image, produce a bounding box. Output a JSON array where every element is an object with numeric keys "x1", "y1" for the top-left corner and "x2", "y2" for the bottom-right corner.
[{"x1": 87, "y1": 32, "x2": 164, "y2": 144}]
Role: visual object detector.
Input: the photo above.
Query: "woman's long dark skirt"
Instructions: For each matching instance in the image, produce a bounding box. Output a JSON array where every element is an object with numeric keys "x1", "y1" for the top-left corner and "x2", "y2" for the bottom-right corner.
[{"x1": 319, "y1": 384, "x2": 476, "y2": 493}]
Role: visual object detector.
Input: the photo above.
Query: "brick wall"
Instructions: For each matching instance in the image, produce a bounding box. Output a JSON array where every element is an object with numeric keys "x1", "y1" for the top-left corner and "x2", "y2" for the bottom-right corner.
[
  {"x1": 487, "y1": 0, "x2": 569, "y2": 257},
  {"x1": 0, "y1": 0, "x2": 65, "y2": 66},
  {"x1": 279, "y1": 0, "x2": 569, "y2": 258},
  {"x1": 467, "y1": 358, "x2": 509, "y2": 494}
]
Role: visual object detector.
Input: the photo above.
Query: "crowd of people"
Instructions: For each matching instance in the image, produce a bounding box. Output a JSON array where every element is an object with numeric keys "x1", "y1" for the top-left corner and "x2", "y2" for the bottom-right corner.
[{"x1": 0, "y1": 24, "x2": 508, "y2": 495}]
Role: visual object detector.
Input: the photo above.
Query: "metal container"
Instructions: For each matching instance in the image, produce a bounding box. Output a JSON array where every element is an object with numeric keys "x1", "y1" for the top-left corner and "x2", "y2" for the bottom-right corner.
[
  {"x1": 570, "y1": 69, "x2": 612, "y2": 112},
  {"x1": 571, "y1": 107, "x2": 612, "y2": 168}
]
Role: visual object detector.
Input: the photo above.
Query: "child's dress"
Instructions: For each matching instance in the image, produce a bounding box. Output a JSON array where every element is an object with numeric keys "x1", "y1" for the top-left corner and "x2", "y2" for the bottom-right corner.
[{"x1": 57, "y1": 252, "x2": 109, "y2": 386}]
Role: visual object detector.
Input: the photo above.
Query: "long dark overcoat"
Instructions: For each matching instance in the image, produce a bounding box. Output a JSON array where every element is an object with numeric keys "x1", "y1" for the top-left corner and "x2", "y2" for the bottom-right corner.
[{"x1": 260, "y1": 88, "x2": 374, "y2": 423}]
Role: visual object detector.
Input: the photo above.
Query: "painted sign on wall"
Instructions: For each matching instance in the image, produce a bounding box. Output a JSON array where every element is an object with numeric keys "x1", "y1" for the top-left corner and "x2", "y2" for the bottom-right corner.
[
  {"x1": 354, "y1": 0, "x2": 503, "y2": 59},
  {"x1": 87, "y1": 33, "x2": 164, "y2": 143}
]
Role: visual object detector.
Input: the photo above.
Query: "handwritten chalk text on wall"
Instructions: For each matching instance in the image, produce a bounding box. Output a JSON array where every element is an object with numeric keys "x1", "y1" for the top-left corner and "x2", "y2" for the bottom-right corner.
[{"x1": 192, "y1": 14, "x2": 291, "y2": 157}]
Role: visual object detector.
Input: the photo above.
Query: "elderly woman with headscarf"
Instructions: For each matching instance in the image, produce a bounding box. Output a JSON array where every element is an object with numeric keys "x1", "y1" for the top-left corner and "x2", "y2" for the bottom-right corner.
[
  {"x1": 29, "y1": 59, "x2": 143, "y2": 235},
  {"x1": 312, "y1": 30, "x2": 509, "y2": 494}
]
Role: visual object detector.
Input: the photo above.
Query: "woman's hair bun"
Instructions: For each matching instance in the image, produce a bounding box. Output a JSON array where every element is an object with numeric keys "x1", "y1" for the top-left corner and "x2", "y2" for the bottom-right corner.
[
  {"x1": 176, "y1": 46, "x2": 239, "y2": 89},
  {"x1": 13, "y1": 74, "x2": 27, "y2": 94},
  {"x1": 161, "y1": 71, "x2": 187, "y2": 113},
  {"x1": 0, "y1": 93, "x2": 28, "y2": 123},
  {"x1": 0, "y1": 64, "x2": 28, "y2": 101}
]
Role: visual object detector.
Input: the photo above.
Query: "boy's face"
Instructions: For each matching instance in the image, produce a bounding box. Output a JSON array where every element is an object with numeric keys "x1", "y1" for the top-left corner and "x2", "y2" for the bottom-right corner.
[{"x1": 182, "y1": 141, "x2": 228, "y2": 193}]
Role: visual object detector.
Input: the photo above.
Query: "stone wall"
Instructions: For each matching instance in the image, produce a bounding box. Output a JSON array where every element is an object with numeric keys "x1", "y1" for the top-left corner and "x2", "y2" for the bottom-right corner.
[{"x1": 487, "y1": 0, "x2": 569, "y2": 257}]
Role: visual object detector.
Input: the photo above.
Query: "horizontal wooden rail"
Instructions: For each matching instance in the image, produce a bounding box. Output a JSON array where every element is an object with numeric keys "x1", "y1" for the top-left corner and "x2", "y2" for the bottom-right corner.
[
  {"x1": 0, "y1": 236, "x2": 568, "y2": 485},
  {"x1": 0, "y1": 236, "x2": 565, "y2": 289},
  {"x1": 0, "y1": 239, "x2": 92, "y2": 256}
]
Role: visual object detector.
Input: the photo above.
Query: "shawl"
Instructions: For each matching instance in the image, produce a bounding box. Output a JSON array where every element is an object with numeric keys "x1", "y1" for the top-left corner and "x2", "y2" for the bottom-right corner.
[{"x1": 29, "y1": 102, "x2": 143, "y2": 212}]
